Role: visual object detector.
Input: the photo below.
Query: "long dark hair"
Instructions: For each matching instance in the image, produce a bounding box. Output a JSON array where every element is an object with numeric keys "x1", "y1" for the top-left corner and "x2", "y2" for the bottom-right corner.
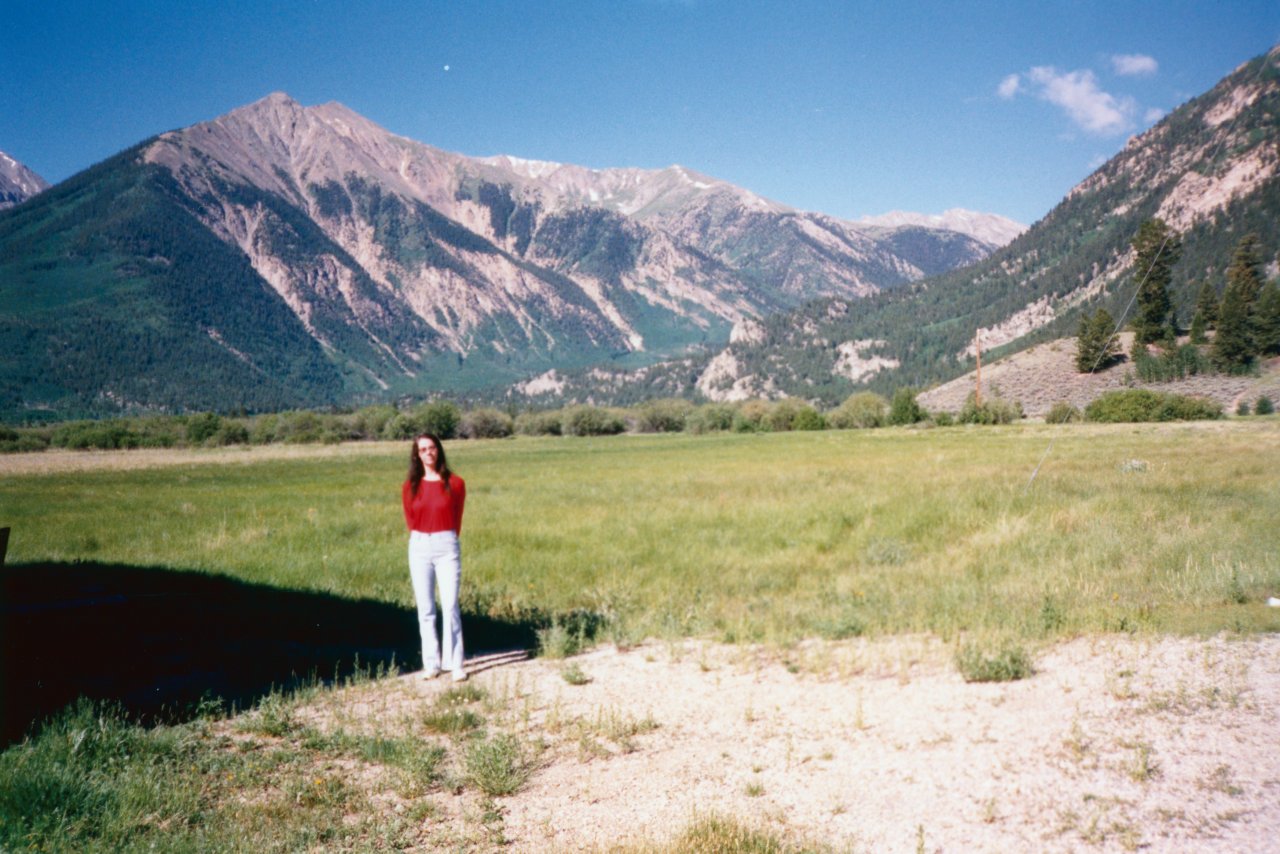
[{"x1": 406, "y1": 433, "x2": 452, "y2": 497}]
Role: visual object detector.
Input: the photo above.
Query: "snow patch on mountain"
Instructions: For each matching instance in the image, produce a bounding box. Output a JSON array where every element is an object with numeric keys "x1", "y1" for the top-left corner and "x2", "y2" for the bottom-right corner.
[
  {"x1": 480, "y1": 155, "x2": 566, "y2": 180},
  {"x1": 859, "y1": 209, "x2": 1026, "y2": 248}
]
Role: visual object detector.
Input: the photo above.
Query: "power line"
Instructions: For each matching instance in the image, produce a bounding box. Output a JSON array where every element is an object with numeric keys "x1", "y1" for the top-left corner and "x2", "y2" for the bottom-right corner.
[{"x1": 1025, "y1": 49, "x2": 1276, "y2": 492}]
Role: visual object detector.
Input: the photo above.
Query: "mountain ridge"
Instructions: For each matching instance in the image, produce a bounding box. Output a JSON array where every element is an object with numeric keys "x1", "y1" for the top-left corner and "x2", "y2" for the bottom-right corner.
[
  {"x1": 857, "y1": 209, "x2": 1026, "y2": 248},
  {"x1": 633, "y1": 44, "x2": 1280, "y2": 407},
  {"x1": 0, "y1": 92, "x2": 1008, "y2": 419}
]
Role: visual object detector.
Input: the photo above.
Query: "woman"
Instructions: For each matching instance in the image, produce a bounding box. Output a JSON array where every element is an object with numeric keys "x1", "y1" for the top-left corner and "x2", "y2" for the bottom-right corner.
[{"x1": 402, "y1": 433, "x2": 467, "y2": 681}]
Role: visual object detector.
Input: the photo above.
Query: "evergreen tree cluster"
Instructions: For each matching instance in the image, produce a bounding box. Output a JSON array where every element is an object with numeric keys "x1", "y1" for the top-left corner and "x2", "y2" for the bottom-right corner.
[
  {"x1": 1075, "y1": 223, "x2": 1280, "y2": 376},
  {"x1": 1212, "y1": 235, "x2": 1280, "y2": 371}
]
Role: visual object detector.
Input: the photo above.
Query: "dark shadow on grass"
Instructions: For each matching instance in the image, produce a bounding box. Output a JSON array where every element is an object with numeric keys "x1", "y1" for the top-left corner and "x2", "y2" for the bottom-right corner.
[{"x1": 1, "y1": 561, "x2": 541, "y2": 747}]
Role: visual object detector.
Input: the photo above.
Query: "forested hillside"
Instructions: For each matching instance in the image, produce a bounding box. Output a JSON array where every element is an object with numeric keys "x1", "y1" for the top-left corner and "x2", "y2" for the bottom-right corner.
[
  {"x1": 0, "y1": 147, "x2": 350, "y2": 419},
  {"x1": 666, "y1": 47, "x2": 1280, "y2": 405}
]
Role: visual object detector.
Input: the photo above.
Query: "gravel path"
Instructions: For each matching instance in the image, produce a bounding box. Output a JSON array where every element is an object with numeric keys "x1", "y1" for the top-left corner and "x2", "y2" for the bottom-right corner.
[{"x1": 317, "y1": 633, "x2": 1280, "y2": 852}]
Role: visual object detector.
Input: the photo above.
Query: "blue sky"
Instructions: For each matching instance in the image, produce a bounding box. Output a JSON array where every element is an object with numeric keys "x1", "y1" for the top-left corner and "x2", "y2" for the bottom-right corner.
[{"x1": 3, "y1": 1, "x2": 1278, "y2": 225}]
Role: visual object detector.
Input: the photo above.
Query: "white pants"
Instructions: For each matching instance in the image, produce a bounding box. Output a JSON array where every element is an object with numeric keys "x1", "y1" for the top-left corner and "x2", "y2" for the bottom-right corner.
[{"x1": 407, "y1": 530, "x2": 464, "y2": 674}]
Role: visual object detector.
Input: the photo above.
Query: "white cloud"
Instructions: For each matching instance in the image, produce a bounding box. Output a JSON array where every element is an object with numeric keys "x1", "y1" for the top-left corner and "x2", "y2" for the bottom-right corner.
[
  {"x1": 1112, "y1": 53, "x2": 1158, "y2": 76},
  {"x1": 997, "y1": 73, "x2": 1021, "y2": 99},
  {"x1": 1025, "y1": 66, "x2": 1134, "y2": 135},
  {"x1": 1144, "y1": 107, "x2": 1166, "y2": 123}
]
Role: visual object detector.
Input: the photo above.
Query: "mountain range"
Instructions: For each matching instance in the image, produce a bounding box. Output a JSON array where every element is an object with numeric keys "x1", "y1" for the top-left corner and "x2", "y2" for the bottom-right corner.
[
  {"x1": 570, "y1": 44, "x2": 1279, "y2": 407},
  {"x1": 0, "y1": 94, "x2": 1016, "y2": 420},
  {"x1": 4, "y1": 44, "x2": 1276, "y2": 421}
]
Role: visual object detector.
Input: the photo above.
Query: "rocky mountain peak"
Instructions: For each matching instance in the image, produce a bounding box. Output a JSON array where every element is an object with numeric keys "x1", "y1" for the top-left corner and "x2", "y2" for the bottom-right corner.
[
  {"x1": 858, "y1": 209, "x2": 1027, "y2": 248},
  {"x1": 0, "y1": 149, "x2": 50, "y2": 209},
  {"x1": 0, "y1": 90, "x2": 1029, "y2": 418}
]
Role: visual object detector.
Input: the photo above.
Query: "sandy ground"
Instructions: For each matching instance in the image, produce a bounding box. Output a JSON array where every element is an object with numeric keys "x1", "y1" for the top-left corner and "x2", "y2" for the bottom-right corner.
[{"x1": 302, "y1": 633, "x2": 1280, "y2": 852}]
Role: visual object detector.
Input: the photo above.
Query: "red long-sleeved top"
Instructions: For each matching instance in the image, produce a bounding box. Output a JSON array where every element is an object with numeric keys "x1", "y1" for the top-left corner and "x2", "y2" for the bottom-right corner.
[{"x1": 402, "y1": 474, "x2": 466, "y2": 534}]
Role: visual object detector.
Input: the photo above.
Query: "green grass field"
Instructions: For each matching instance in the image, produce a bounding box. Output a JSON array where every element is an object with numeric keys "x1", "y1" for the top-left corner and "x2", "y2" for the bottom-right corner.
[
  {"x1": 5, "y1": 420, "x2": 1278, "y2": 645},
  {"x1": 4, "y1": 420, "x2": 1279, "y2": 851}
]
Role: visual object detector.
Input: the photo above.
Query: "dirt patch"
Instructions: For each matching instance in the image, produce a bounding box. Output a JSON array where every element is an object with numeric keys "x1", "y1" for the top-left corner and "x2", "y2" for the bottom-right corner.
[{"x1": 298, "y1": 633, "x2": 1280, "y2": 851}]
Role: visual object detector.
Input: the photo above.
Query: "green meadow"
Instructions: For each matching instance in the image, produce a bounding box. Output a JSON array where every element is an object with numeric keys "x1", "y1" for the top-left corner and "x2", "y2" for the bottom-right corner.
[
  {"x1": 4, "y1": 420, "x2": 1280, "y2": 852},
  {"x1": 5, "y1": 420, "x2": 1279, "y2": 644}
]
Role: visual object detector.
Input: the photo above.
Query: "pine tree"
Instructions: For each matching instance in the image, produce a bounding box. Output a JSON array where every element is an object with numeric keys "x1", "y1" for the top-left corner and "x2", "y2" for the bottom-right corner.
[
  {"x1": 1189, "y1": 280, "x2": 1219, "y2": 344},
  {"x1": 1194, "y1": 280, "x2": 1220, "y2": 328},
  {"x1": 1213, "y1": 234, "x2": 1264, "y2": 371},
  {"x1": 1075, "y1": 308, "x2": 1121, "y2": 372},
  {"x1": 1093, "y1": 309, "x2": 1122, "y2": 368},
  {"x1": 1256, "y1": 279, "x2": 1280, "y2": 355},
  {"x1": 1130, "y1": 219, "x2": 1181, "y2": 346},
  {"x1": 888, "y1": 387, "x2": 927, "y2": 425},
  {"x1": 1075, "y1": 311, "x2": 1098, "y2": 372}
]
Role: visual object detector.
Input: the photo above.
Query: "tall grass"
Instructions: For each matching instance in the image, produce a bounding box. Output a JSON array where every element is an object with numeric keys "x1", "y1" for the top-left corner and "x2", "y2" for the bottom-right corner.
[{"x1": 3, "y1": 422, "x2": 1278, "y2": 645}]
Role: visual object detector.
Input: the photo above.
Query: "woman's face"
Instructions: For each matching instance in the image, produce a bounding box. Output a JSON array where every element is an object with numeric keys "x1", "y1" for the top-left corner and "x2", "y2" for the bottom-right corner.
[{"x1": 417, "y1": 438, "x2": 439, "y2": 472}]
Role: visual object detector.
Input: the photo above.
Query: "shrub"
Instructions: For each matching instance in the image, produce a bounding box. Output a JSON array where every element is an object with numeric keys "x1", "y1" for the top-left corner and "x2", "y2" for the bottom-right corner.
[
  {"x1": 731, "y1": 400, "x2": 772, "y2": 433},
  {"x1": 1133, "y1": 343, "x2": 1210, "y2": 382},
  {"x1": 536, "y1": 609, "x2": 607, "y2": 658},
  {"x1": 349, "y1": 405, "x2": 397, "y2": 439},
  {"x1": 955, "y1": 641, "x2": 1033, "y2": 682},
  {"x1": 633, "y1": 398, "x2": 693, "y2": 433},
  {"x1": 1256, "y1": 396, "x2": 1275, "y2": 415},
  {"x1": 464, "y1": 734, "x2": 530, "y2": 796},
  {"x1": 1236, "y1": 400, "x2": 1252, "y2": 416},
  {"x1": 459, "y1": 408, "x2": 514, "y2": 439},
  {"x1": 932, "y1": 411, "x2": 955, "y2": 427},
  {"x1": 184, "y1": 412, "x2": 222, "y2": 444},
  {"x1": 324, "y1": 412, "x2": 366, "y2": 443},
  {"x1": 790, "y1": 405, "x2": 826, "y2": 431},
  {"x1": 537, "y1": 621, "x2": 579, "y2": 659},
  {"x1": 759, "y1": 399, "x2": 799, "y2": 432},
  {"x1": 957, "y1": 393, "x2": 1023, "y2": 425},
  {"x1": 560, "y1": 664, "x2": 591, "y2": 685},
  {"x1": 817, "y1": 606, "x2": 865, "y2": 640},
  {"x1": 1085, "y1": 389, "x2": 1223, "y2": 423},
  {"x1": 421, "y1": 707, "x2": 484, "y2": 735},
  {"x1": 514, "y1": 410, "x2": 563, "y2": 436},
  {"x1": 379, "y1": 413, "x2": 412, "y2": 440},
  {"x1": 249, "y1": 413, "x2": 280, "y2": 444},
  {"x1": 669, "y1": 814, "x2": 815, "y2": 854},
  {"x1": 51, "y1": 421, "x2": 142, "y2": 450},
  {"x1": 887, "y1": 387, "x2": 927, "y2": 426},
  {"x1": 273, "y1": 410, "x2": 324, "y2": 444},
  {"x1": 684, "y1": 403, "x2": 736, "y2": 434},
  {"x1": 562, "y1": 405, "x2": 625, "y2": 437},
  {"x1": 0, "y1": 434, "x2": 50, "y2": 453},
  {"x1": 1044, "y1": 402, "x2": 1082, "y2": 424},
  {"x1": 132, "y1": 419, "x2": 183, "y2": 449},
  {"x1": 827, "y1": 391, "x2": 888, "y2": 429},
  {"x1": 211, "y1": 420, "x2": 250, "y2": 446},
  {"x1": 415, "y1": 401, "x2": 460, "y2": 439}
]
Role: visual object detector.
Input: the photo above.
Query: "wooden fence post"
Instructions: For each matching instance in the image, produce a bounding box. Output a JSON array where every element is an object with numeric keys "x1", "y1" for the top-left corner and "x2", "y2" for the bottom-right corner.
[{"x1": 0, "y1": 527, "x2": 9, "y2": 567}]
